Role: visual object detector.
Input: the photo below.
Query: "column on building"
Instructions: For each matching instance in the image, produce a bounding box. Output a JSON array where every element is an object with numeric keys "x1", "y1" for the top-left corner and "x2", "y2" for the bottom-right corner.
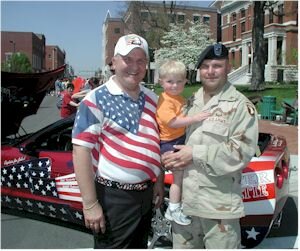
[
  {"x1": 267, "y1": 34, "x2": 277, "y2": 66},
  {"x1": 241, "y1": 41, "x2": 249, "y2": 66},
  {"x1": 242, "y1": 40, "x2": 252, "y2": 83},
  {"x1": 265, "y1": 34, "x2": 278, "y2": 81}
]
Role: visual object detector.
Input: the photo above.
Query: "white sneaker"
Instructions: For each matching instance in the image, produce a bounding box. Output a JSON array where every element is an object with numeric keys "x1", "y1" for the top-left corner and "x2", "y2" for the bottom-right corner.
[{"x1": 165, "y1": 206, "x2": 191, "y2": 225}]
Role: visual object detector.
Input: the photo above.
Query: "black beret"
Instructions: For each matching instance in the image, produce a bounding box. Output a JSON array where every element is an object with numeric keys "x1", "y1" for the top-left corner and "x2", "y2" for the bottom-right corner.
[{"x1": 196, "y1": 43, "x2": 229, "y2": 69}]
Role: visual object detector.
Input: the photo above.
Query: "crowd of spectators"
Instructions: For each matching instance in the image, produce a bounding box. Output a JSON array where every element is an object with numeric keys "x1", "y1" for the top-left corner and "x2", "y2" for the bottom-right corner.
[{"x1": 53, "y1": 76, "x2": 102, "y2": 118}]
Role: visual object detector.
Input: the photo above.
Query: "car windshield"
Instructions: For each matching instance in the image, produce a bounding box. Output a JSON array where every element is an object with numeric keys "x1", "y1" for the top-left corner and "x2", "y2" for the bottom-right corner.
[{"x1": 26, "y1": 116, "x2": 75, "y2": 152}]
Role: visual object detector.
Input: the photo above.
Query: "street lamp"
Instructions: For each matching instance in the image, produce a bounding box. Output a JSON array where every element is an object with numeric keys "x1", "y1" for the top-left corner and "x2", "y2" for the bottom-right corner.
[{"x1": 9, "y1": 40, "x2": 16, "y2": 53}]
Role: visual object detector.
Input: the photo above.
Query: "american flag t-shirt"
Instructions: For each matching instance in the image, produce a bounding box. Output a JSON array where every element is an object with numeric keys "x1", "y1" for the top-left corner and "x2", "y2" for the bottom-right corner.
[{"x1": 72, "y1": 79, "x2": 161, "y2": 184}]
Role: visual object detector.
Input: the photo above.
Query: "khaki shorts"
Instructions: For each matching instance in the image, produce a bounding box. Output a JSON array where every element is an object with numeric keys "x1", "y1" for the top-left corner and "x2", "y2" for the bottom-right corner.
[{"x1": 172, "y1": 216, "x2": 241, "y2": 249}]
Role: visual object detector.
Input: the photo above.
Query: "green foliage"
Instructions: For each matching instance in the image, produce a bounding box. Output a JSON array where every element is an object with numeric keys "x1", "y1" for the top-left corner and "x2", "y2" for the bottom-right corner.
[
  {"x1": 1, "y1": 53, "x2": 32, "y2": 73},
  {"x1": 287, "y1": 47, "x2": 298, "y2": 65},
  {"x1": 237, "y1": 84, "x2": 298, "y2": 110},
  {"x1": 154, "y1": 83, "x2": 298, "y2": 110}
]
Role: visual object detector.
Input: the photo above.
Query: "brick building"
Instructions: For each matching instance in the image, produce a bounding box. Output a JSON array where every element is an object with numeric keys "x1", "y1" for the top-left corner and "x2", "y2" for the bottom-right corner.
[
  {"x1": 102, "y1": 2, "x2": 219, "y2": 81},
  {"x1": 123, "y1": 2, "x2": 219, "y2": 43},
  {"x1": 211, "y1": 0, "x2": 298, "y2": 82},
  {"x1": 45, "y1": 45, "x2": 66, "y2": 71},
  {"x1": 1, "y1": 31, "x2": 66, "y2": 73},
  {"x1": 1, "y1": 31, "x2": 46, "y2": 72},
  {"x1": 102, "y1": 10, "x2": 125, "y2": 79}
]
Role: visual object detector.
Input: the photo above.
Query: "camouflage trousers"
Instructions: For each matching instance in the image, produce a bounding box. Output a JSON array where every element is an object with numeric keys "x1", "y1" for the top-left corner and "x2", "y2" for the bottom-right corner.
[{"x1": 172, "y1": 216, "x2": 241, "y2": 249}]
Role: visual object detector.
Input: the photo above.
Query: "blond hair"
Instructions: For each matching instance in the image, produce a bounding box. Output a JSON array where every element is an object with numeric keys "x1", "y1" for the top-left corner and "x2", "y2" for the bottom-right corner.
[{"x1": 158, "y1": 60, "x2": 187, "y2": 79}]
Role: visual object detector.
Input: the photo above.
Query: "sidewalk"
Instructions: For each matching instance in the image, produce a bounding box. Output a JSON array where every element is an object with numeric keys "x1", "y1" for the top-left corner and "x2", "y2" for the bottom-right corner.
[{"x1": 258, "y1": 119, "x2": 298, "y2": 155}]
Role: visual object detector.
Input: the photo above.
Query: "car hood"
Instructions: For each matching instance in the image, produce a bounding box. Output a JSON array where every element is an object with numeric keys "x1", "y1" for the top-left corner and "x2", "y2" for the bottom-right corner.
[{"x1": 1, "y1": 65, "x2": 66, "y2": 138}]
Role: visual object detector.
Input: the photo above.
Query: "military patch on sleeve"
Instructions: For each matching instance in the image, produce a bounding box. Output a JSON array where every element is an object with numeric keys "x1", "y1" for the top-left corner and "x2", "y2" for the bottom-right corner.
[{"x1": 246, "y1": 102, "x2": 255, "y2": 116}]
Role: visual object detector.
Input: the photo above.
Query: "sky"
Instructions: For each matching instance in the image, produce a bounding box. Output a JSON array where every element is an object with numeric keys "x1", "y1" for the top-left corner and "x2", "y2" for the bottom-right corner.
[{"x1": 1, "y1": 0, "x2": 212, "y2": 77}]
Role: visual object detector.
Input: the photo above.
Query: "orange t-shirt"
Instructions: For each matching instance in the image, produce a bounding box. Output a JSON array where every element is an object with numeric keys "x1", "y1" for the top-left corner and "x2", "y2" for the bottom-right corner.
[{"x1": 156, "y1": 92, "x2": 186, "y2": 141}]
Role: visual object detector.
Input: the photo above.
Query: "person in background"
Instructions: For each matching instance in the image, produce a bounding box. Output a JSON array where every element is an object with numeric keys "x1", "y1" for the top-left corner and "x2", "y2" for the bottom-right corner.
[
  {"x1": 54, "y1": 78, "x2": 64, "y2": 96},
  {"x1": 61, "y1": 78, "x2": 69, "y2": 89},
  {"x1": 162, "y1": 43, "x2": 258, "y2": 249},
  {"x1": 72, "y1": 34, "x2": 164, "y2": 248},
  {"x1": 72, "y1": 77, "x2": 100, "y2": 101},
  {"x1": 60, "y1": 83, "x2": 79, "y2": 118},
  {"x1": 156, "y1": 59, "x2": 211, "y2": 226},
  {"x1": 72, "y1": 76, "x2": 85, "y2": 94}
]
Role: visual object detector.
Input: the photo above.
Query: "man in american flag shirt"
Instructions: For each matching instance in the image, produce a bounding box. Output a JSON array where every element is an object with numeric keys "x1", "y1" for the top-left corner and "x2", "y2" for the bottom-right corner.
[{"x1": 72, "y1": 34, "x2": 164, "y2": 248}]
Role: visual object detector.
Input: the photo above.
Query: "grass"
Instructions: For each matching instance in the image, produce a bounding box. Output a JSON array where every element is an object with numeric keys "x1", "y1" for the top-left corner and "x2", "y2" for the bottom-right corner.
[
  {"x1": 237, "y1": 84, "x2": 298, "y2": 110},
  {"x1": 153, "y1": 83, "x2": 298, "y2": 113}
]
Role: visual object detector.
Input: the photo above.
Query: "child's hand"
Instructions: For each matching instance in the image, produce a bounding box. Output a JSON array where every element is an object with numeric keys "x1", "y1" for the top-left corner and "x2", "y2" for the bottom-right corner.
[{"x1": 194, "y1": 111, "x2": 211, "y2": 122}]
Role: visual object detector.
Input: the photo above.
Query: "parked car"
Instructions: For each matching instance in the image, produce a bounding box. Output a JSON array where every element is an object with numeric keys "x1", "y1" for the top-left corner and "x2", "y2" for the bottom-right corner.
[{"x1": 1, "y1": 68, "x2": 290, "y2": 248}]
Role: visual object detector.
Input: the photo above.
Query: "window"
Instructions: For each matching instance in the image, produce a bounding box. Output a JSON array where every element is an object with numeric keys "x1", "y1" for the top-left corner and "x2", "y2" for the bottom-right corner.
[
  {"x1": 114, "y1": 28, "x2": 120, "y2": 34},
  {"x1": 240, "y1": 9, "x2": 246, "y2": 18},
  {"x1": 223, "y1": 15, "x2": 228, "y2": 25},
  {"x1": 151, "y1": 12, "x2": 158, "y2": 22},
  {"x1": 168, "y1": 13, "x2": 176, "y2": 23},
  {"x1": 36, "y1": 125, "x2": 74, "y2": 151},
  {"x1": 193, "y1": 15, "x2": 200, "y2": 23},
  {"x1": 232, "y1": 12, "x2": 236, "y2": 21},
  {"x1": 203, "y1": 16, "x2": 210, "y2": 25},
  {"x1": 241, "y1": 21, "x2": 245, "y2": 33},
  {"x1": 178, "y1": 14, "x2": 185, "y2": 23},
  {"x1": 233, "y1": 25, "x2": 236, "y2": 41},
  {"x1": 5, "y1": 52, "x2": 12, "y2": 61},
  {"x1": 141, "y1": 11, "x2": 148, "y2": 21},
  {"x1": 269, "y1": 8, "x2": 274, "y2": 24},
  {"x1": 231, "y1": 51, "x2": 236, "y2": 68},
  {"x1": 32, "y1": 54, "x2": 36, "y2": 68},
  {"x1": 239, "y1": 48, "x2": 242, "y2": 68},
  {"x1": 278, "y1": 4, "x2": 284, "y2": 24}
]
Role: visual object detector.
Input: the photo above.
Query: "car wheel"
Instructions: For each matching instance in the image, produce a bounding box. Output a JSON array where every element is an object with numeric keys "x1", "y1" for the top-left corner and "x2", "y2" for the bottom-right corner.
[{"x1": 148, "y1": 198, "x2": 172, "y2": 248}]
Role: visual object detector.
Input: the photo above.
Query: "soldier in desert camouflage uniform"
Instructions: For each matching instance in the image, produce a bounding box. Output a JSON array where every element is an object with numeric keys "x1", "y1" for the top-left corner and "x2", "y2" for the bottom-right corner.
[{"x1": 162, "y1": 43, "x2": 259, "y2": 249}]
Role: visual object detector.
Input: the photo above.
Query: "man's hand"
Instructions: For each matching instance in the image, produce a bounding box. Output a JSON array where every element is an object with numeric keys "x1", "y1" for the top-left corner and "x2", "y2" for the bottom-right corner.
[
  {"x1": 83, "y1": 202, "x2": 106, "y2": 234},
  {"x1": 161, "y1": 145, "x2": 193, "y2": 170},
  {"x1": 153, "y1": 171, "x2": 165, "y2": 209}
]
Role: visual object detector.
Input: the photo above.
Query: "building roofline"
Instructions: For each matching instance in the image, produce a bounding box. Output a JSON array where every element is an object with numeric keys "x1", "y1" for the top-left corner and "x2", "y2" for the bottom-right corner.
[{"x1": 128, "y1": 1, "x2": 217, "y2": 13}]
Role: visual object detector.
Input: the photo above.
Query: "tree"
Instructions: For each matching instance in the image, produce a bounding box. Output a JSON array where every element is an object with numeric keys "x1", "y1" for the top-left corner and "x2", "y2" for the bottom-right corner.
[
  {"x1": 155, "y1": 21, "x2": 213, "y2": 82},
  {"x1": 1, "y1": 52, "x2": 32, "y2": 73},
  {"x1": 250, "y1": 1, "x2": 293, "y2": 90},
  {"x1": 250, "y1": 1, "x2": 266, "y2": 90},
  {"x1": 122, "y1": 1, "x2": 187, "y2": 50}
]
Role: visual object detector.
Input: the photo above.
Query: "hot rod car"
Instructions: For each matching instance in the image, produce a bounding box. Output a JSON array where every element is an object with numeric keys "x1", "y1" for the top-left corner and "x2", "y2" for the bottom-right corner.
[{"x1": 1, "y1": 67, "x2": 290, "y2": 248}]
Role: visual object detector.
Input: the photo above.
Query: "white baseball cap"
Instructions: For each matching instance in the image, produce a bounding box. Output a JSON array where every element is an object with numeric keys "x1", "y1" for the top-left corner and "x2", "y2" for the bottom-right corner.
[{"x1": 114, "y1": 34, "x2": 149, "y2": 58}]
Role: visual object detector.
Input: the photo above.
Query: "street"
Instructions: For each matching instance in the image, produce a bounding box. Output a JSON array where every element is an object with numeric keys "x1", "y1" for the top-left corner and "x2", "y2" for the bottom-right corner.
[{"x1": 1, "y1": 96, "x2": 298, "y2": 249}]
